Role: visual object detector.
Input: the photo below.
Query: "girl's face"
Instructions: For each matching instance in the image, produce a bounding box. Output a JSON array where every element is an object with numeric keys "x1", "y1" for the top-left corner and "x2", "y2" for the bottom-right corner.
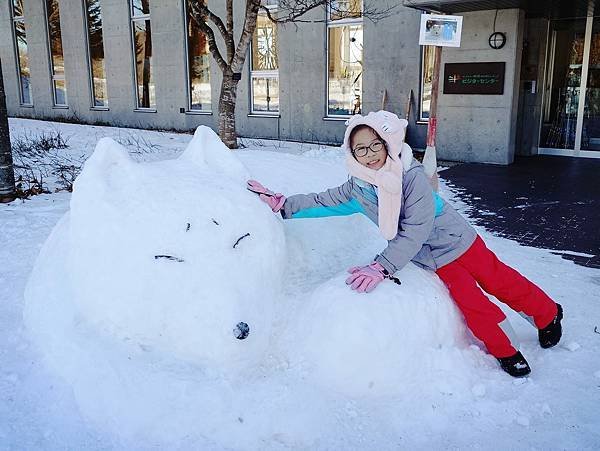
[{"x1": 351, "y1": 127, "x2": 387, "y2": 171}]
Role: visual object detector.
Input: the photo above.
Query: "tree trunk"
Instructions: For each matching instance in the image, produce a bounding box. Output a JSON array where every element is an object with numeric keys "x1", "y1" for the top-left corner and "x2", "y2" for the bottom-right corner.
[
  {"x1": 0, "y1": 57, "x2": 16, "y2": 203},
  {"x1": 218, "y1": 72, "x2": 239, "y2": 149}
]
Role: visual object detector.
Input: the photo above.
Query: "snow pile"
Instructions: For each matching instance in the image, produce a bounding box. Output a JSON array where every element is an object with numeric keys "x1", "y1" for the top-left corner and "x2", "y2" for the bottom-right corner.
[
  {"x1": 294, "y1": 264, "x2": 471, "y2": 396},
  {"x1": 26, "y1": 126, "x2": 286, "y2": 372},
  {"x1": 22, "y1": 127, "x2": 496, "y2": 447}
]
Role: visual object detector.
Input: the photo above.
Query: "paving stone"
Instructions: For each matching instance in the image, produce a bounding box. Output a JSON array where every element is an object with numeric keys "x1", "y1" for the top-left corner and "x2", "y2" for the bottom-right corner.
[{"x1": 440, "y1": 155, "x2": 600, "y2": 269}]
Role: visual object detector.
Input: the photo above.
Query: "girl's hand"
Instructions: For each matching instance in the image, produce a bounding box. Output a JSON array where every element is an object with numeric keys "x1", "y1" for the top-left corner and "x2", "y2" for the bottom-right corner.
[
  {"x1": 247, "y1": 180, "x2": 286, "y2": 213},
  {"x1": 345, "y1": 262, "x2": 386, "y2": 293}
]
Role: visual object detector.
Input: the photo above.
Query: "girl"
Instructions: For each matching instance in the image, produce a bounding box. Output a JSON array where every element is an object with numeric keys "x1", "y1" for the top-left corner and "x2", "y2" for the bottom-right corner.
[{"x1": 247, "y1": 111, "x2": 563, "y2": 378}]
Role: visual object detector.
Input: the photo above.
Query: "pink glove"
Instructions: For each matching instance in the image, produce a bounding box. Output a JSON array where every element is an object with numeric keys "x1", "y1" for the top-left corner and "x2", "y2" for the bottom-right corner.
[
  {"x1": 247, "y1": 180, "x2": 286, "y2": 213},
  {"x1": 345, "y1": 262, "x2": 386, "y2": 293}
]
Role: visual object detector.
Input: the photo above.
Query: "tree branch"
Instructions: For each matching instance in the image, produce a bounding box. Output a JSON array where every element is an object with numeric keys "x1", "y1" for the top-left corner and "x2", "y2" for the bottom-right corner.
[
  {"x1": 226, "y1": 0, "x2": 233, "y2": 32},
  {"x1": 188, "y1": 1, "x2": 229, "y2": 71},
  {"x1": 263, "y1": 1, "x2": 397, "y2": 24},
  {"x1": 225, "y1": 0, "x2": 235, "y2": 62},
  {"x1": 231, "y1": 0, "x2": 261, "y2": 71},
  {"x1": 192, "y1": 1, "x2": 235, "y2": 64}
]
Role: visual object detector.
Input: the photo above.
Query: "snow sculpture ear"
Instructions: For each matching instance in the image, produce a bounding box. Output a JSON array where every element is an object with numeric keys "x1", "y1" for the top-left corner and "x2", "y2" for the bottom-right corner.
[
  {"x1": 74, "y1": 138, "x2": 134, "y2": 188},
  {"x1": 86, "y1": 137, "x2": 134, "y2": 171},
  {"x1": 71, "y1": 137, "x2": 136, "y2": 210},
  {"x1": 180, "y1": 125, "x2": 249, "y2": 183}
]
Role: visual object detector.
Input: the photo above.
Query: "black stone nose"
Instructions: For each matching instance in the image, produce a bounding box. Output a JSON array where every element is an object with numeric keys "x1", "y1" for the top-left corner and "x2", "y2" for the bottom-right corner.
[{"x1": 234, "y1": 322, "x2": 250, "y2": 340}]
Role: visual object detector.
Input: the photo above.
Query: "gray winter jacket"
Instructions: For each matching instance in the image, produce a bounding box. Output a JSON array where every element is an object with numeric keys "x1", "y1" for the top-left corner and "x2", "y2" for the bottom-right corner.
[{"x1": 281, "y1": 160, "x2": 477, "y2": 274}]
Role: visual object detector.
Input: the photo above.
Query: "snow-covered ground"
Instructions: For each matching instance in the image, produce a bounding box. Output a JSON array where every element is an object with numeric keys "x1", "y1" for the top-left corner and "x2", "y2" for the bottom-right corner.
[{"x1": 1, "y1": 118, "x2": 600, "y2": 450}]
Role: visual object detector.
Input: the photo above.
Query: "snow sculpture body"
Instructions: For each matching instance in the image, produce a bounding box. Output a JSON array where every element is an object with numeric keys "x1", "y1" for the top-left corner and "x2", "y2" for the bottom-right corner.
[{"x1": 293, "y1": 263, "x2": 471, "y2": 397}]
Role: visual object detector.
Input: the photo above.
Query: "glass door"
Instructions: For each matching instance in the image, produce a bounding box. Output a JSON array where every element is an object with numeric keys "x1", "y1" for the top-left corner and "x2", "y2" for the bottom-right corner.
[
  {"x1": 541, "y1": 19, "x2": 586, "y2": 150},
  {"x1": 580, "y1": 17, "x2": 600, "y2": 151},
  {"x1": 541, "y1": 6, "x2": 600, "y2": 157}
]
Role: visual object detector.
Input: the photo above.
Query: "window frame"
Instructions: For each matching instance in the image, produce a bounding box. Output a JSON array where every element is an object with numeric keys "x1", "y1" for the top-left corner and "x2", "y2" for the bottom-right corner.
[
  {"x1": 128, "y1": 0, "x2": 156, "y2": 111},
  {"x1": 182, "y1": 0, "x2": 212, "y2": 114},
  {"x1": 82, "y1": 0, "x2": 109, "y2": 110},
  {"x1": 249, "y1": 11, "x2": 279, "y2": 116},
  {"x1": 9, "y1": 0, "x2": 33, "y2": 106},
  {"x1": 419, "y1": 44, "x2": 436, "y2": 123},
  {"x1": 43, "y1": 0, "x2": 68, "y2": 108},
  {"x1": 325, "y1": 1, "x2": 363, "y2": 119}
]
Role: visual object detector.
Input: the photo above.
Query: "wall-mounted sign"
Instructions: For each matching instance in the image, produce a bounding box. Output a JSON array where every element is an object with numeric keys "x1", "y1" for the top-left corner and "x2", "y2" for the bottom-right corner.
[
  {"x1": 443, "y1": 62, "x2": 506, "y2": 95},
  {"x1": 418, "y1": 14, "x2": 463, "y2": 47}
]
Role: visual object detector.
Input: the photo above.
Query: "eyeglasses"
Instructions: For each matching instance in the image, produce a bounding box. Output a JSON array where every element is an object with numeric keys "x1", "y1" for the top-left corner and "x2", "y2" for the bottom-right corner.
[{"x1": 352, "y1": 141, "x2": 385, "y2": 158}]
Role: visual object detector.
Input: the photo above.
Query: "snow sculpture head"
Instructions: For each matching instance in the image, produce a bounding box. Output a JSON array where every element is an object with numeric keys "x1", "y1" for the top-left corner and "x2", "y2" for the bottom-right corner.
[{"x1": 66, "y1": 126, "x2": 285, "y2": 372}]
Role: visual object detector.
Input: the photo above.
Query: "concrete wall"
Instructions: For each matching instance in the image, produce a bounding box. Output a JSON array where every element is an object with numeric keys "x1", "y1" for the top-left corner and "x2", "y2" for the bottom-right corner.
[
  {"x1": 0, "y1": 0, "x2": 428, "y2": 147},
  {"x1": 436, "y1": 9, "x2": 525, "y2": 164}
]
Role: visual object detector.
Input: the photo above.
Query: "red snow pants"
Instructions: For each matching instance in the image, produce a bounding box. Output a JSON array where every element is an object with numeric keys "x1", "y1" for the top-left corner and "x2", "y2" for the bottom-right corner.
[{"x1": 436, "y1": 235, "x2": 558, "y2": 358}]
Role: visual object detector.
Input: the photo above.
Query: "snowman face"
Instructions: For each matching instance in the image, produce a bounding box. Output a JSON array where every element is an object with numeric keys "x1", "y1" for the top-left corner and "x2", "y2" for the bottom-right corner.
[
  {"x1": 66, "y1": 128, "x2": 286, "y2": 372},
  {"x1": 430, "y1": 24, "x2": 442, "y2": 37}
]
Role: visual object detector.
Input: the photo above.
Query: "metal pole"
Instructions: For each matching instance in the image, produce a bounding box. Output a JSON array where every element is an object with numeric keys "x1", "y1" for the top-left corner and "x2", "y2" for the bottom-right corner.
[
  {"x1": 0, "y1": 57, "x2": 16, "y2": 203},
  {"x1": 574, "y1": 1, "x2": 595, "y2": 153},
  {"x1": 423, "y1": 45, "x2": 441, "y2": 190}
]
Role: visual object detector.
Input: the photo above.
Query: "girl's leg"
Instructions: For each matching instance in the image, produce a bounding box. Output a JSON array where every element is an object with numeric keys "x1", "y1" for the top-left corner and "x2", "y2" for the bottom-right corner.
[
  {"x1": 458, "y1": 236, "x2": 558, "y2": 329},
  {"x1": 436, "y1": 260, "x2": 519, "y2": 358}
]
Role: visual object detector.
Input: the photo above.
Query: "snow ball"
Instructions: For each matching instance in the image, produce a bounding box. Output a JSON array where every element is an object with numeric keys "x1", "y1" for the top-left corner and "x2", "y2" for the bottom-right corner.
[
  {"x1": 542, "y1": 403, "x2": 552, "y2": 415},
  {"x1": 566, "y1": 342, "x2": 581, "y2": 352},
  {"x1": 471, "y1": 384, "x2": 486, "y2": 397},
  {"x1": 292, "y1": 263, "x2": 473, "y2": 397},
  {"x1": 516, "y1": 415, "x2": 530, "y2": 427}
]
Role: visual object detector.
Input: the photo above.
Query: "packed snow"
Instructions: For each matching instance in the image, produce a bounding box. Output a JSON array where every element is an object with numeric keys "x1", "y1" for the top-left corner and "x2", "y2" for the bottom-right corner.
[
  {"x1": 2, "y1": 118, "x2": 600, "y2": 449},
  {"x1": 35, "y1": 127, "x2": 285, "y2": 372}
]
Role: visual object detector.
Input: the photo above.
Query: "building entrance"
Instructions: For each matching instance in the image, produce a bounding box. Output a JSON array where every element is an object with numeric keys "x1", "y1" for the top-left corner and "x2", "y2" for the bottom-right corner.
[{"x1": 541, "y1": 14, "x2": 600, "y2": 157}]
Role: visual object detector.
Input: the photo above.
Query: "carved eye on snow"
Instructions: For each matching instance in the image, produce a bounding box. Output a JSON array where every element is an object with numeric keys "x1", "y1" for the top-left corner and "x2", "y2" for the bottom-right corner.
[{"x1": 234, "y1": 322, "x2": 250, "y2": 340}]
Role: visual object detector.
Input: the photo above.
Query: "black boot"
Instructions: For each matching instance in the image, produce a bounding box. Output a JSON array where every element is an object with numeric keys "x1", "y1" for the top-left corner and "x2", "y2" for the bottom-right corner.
[
  {"x1": 497, "y1": 351, "x2": 531, "y2": 377},
  {"x1": 539, "y1": 304, "x2": 563, "y2": 349}
]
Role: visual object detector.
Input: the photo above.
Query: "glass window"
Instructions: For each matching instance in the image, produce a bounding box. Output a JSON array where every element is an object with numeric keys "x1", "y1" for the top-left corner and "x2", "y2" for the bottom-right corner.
[
  {"x1": 327, "y1": 24, "x2": 362, "y2": 116},
  {"x1": 85, "y1": 0, "x2": 108, "y2": 107},
  {"x1": 11, "y1": 0, "x2": 31, "y2": 105},
  {"x1": 250, "y1": 14, "x2": 279, "y2": 114},
  {"x1": 185, "y1": 0, "x2": 211, "y2": 111},
  {"x1": 131, "y1": 0, "x2": 150, "y2": 17},
  {"x1": 12, "y1": 0, "x2": 24, "y2": 17},
  {"x1": 130, "y1": 2, "x2": 154, "y2": 109},
  {"x1": 252, "y1": 15, "x2": 278, "y2": 71},
  {"x1": 252, "y1": 76, "x2": 279, "y2": 112},
  {"x1": 420, "y1": 45, "x2": 435, "y2": 121},
  {"x1": 46, "y1": 0, "x2": 67, "y2": 106},
  {"x1": 329, "y1": 0, "x2": 361, "y2": 21}
]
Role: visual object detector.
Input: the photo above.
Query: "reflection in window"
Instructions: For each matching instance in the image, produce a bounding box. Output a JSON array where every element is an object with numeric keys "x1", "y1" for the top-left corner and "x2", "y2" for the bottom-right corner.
[
  {"x1": 250, "y1": 14, "x2": 279, "y2": 113},
  {"x1": 130, "y1": 1, "x2": 154, "y2": 109},
  {"x1": 329, "y1": 0, "x2": 362, "y2": 21},
  {"x1": 131, "y1": 0, "x2": 150, "y2": 16},
  {"x1": 420, "y1": 45, "x2": 435, "y2": 121},
  {"x1": 10, "y1": 0, "x2": 31, "y2": 105},
  {"x1": 184, "y1": 0, "x2": 211, "y2": 111},
  {"x1": 327, "y1": 24, "x2": 362, "y2": 116},
  {"x1": 46, "y1": 0, "x2": 67, "y2": 106},
  {"x1": 85, "y1": 0, "x2": 108, "y2": 107}
]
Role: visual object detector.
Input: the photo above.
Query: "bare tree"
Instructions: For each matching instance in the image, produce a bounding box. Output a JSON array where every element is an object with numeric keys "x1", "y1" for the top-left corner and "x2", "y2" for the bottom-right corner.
[
  {"x1": 188, "y1": 0, "x2": 394, "y2": 148},
  {"x1": 0, "y1": 57, "x2": 16, "y2": 203}
]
